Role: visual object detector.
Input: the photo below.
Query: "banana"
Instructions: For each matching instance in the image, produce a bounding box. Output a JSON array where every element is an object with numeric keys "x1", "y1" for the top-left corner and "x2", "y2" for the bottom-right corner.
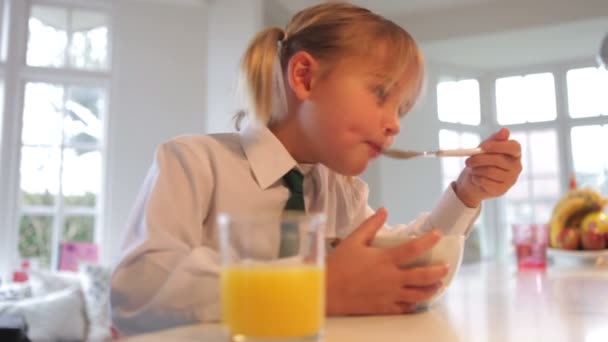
[{"x1": 549, "y1": 187, "x2": 607, "y2": 248}]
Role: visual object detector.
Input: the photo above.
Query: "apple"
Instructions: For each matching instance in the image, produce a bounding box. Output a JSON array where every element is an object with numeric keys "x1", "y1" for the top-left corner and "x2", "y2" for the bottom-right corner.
[
  {"x1": 581, "y1": 211, "x2": 608, "y2": 232},
  {"x1": 555, "y1": 227, "x2": 581, "y2": 250},
  {"x1": 581, "y1": 211, "x2": 608, "y2": 249},
  {"x1": 581, "y1": 229, "x2": 607, "y2": 250}
]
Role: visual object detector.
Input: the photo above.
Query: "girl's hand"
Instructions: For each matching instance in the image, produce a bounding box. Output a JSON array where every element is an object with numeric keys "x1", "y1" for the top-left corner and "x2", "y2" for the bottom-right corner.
[
  {"x1": 326, "y1": 208, "x2": 449, "y2": 315},
  {"x1": 454, "y1": 128, "x2": 522, "y2": 208}
]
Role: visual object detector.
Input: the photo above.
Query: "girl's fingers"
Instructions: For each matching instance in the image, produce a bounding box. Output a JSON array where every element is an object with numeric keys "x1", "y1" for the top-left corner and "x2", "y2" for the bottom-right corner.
[
  {"x1": 470, "y1": 166, "x2": 508, "y2": 183},
  {"x1": 396, "y1": 283, "x2": 443, "y2": 303},
  {"x1": 466, "y1": 154, "x2": 516, "y2": 170},
  {"x1": 398, "y1": 264, "x2": 449, "y2": 287},
  {"x1": 479, "y1": 139, "x2": 521, "y2": 158},
  {"x1": 386, "y1": 230, "x2": 441, "y2": 266}
]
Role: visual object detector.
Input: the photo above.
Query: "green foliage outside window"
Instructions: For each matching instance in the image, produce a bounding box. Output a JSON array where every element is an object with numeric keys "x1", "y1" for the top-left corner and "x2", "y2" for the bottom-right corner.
[
  {"x1": 18, "y1": 215, "x2": 52, "y2": 267},
  {"x1": 18, "y1": 192, "x2": 96, "y2": 268}
]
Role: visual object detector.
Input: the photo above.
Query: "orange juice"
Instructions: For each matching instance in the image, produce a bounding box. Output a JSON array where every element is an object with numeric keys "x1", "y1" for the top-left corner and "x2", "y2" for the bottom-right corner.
[{"x1": 221, "y1": 265, "x2": 325, "y2": 338}]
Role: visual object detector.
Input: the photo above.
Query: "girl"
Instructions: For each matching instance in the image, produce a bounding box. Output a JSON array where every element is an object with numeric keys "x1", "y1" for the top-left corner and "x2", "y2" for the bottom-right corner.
[{"x1": 111, "y1": 1, "x2": 521, "y2": 336}]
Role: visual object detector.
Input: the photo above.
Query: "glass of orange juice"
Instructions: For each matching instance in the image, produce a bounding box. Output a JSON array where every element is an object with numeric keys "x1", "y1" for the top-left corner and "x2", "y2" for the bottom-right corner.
[{"x1": 218, "y1": 211, "x2": 326, "y2": 342}]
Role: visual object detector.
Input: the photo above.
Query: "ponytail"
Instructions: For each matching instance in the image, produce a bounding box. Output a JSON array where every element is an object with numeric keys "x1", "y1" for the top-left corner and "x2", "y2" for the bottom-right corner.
[{"x1": 236, "y1": 27, "x2": 287, "y2": 129}]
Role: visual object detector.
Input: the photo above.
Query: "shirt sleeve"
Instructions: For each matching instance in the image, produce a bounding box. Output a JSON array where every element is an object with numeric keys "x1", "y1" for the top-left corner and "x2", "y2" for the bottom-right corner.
[
  {"x1": 353, "y1": 182, "x2": 481, "y2": 238},
  {"x1": 110, "y1": 140, "x2": 219, "y2": 336}
]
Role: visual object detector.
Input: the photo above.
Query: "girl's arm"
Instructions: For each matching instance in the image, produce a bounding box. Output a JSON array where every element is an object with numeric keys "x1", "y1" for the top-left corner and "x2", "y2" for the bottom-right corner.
[{"x1": 110, "y1": 140, "x2": 219, "y2": 336}]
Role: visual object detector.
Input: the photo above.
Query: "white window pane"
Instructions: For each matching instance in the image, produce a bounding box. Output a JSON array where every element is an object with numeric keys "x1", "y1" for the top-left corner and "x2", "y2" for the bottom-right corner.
[
  {"x1": 532, "y1": 178, "x2": 560, "y2": 198},
  {"x1": 64, "y1": 87, "x2": 105, "y2": 146},
  {"x1": 439, "y1": 129, "x2": 480, "y2": 149},
  {"x1": 506, "y1": 179, "x2": 530, "y2": 200},
  {"x1": 461, "y1": 132, "x2": 481, "y2": 148},
  {"x1": 533, "y1": 202, "x2": 553, "y2": 224},
  {"x1": 441, "y1": 157, "x2": 462, "y2": 179},
  {"x1": 571, "y1": 125, "x2": 608, "y2": 187},
  {"x1": 528, "y1": 130, "x2": 559, "y2": 176},
  {"x1": 458, "y1": 80, "x2": 480, "y2": 125},
  {"x1": 439, "y1": 129, "x2": 463, "y2": 178},
  {"x1": 437, "y1": 82, "x2": 457, "y2": 123},
  {"x1": 525, "y1": 73, "x2": 557, "y2": 122},
  {"x1": 439, "y1": 130, "x2": 480, "y2": 180},
  {"x1": 22, "y1": 82, "x2": 64, "y2": 146},
  {"x1": 567, "y1": 67, "x2": 608, "y2": 118},
  {"x1": 496, "y1": 76, "x2": 526, "y2": 125},
  {"x1": 437, "y1": 79, "x2": 480, "y2": 125},
  {"x1": 20, "y1": 146, "x2": 61, "y2": 203},
  {"x1": 62, "y1": 149, "x2": 101, "y2": 207},
  {"x1": 27, "y1": 6, "x2": 68, "y2": 68},
  {"x1": 69, "y1": 10, "x2": 109, "y2": 70},
  {"x1": 506, "y1": 202, "x2": 533, "y2": 224},
  {"x1": 439, "y1": 129, "x2": 459, "y2": 148},
  {"x1": 496, "y1": 73, "x2": 557, "y2": 124}
]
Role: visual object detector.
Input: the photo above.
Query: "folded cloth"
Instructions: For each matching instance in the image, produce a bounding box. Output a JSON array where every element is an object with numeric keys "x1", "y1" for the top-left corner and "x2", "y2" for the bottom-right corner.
[{"x1": 0, "y1": 313, "x2": 31, "y2": 342}]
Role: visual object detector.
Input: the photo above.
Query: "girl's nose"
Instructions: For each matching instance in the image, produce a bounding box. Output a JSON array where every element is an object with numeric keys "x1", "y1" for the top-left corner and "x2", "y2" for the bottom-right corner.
[{"x1": 383, "y1": 116, "x2": 400, "y2": 136}]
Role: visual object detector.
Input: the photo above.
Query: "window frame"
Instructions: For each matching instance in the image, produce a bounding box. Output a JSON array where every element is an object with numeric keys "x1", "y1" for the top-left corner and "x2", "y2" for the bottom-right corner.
[
  {"x1": 434, "y1": 72, "x2": 492, "y2": 259},
  {"x1": 487, "y1": 59, "x2": 608, "y2": 260},
  {"x1": 0, "y1": 0, "x2": 111, "y2": 279},
  {"x1": 435, "y1": 59, "x2": 608, "y2": 262}
]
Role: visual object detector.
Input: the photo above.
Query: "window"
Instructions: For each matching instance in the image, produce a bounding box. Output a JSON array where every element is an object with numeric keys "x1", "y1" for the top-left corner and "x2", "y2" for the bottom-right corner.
[
  {"x1": 489, "y1": 65, "x2": 608, "y2": 260},
  {"x1": 439, "y1": 129, "x2": 481, "y2": 190},
  {"x1": 437, "y1": 79, "x2": 480, "y2": 125},
  {"x1": 436, "y1": 79, "x2": 483, "y2": 189},
  {"x1": 504, "y1": 130, "x2": 561, "y2": 225},
  {"x1": 567, "y1": 67, "x2": 608, "y2": 118},
  {"x1": 571, "y1": 125, "x2": 608, "y2": 189},
  {"x1": 19, "y1": 82, "x2": 105, "y2": 267},
  {"x1": 27, "y1": 5, "x2": 109, "y2": 70},
  {"x1": 0, "y1": 0, "x2": 111, "y2": 272},
  {"x1": 436, "y1": 78, "x2": 486, "y2": 260},
  {"x1": 496, "y1": 73, "x2": 557, "y2": 125}
]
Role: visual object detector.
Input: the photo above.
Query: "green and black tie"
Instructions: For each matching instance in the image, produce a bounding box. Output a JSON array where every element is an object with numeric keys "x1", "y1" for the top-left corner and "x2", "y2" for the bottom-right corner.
[{"x1": 278, "y1": 169, "x2": 305, "y2": 257}]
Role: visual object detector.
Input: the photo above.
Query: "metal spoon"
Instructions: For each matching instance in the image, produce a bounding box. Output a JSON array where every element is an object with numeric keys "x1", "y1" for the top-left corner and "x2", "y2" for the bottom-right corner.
[{"x1": 382, "y1": 147, "x2": 483, "y2": 160}]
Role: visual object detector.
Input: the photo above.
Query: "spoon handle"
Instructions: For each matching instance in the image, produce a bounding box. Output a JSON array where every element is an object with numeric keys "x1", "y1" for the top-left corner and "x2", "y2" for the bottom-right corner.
[{"x1": 433, "y1": 148, "x2": 483, "y2": 157}]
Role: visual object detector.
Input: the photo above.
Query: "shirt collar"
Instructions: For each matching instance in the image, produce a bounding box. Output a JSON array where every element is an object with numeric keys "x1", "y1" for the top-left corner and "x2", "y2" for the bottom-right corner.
[{"x1": 240, "y1": 123, "x2": 307, "y2": 189}]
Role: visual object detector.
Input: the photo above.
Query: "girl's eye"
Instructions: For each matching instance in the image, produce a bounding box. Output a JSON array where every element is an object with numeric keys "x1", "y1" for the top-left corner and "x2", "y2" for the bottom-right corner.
[{"x1": 374, "y1": 86, "x2": 388, "y2": 100}]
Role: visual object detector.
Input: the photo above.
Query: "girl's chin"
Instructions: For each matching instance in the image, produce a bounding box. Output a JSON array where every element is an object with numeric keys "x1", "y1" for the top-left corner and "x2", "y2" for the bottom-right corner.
[{"x1": 329, "y1": 158, "x2": 369, "y2": 176}]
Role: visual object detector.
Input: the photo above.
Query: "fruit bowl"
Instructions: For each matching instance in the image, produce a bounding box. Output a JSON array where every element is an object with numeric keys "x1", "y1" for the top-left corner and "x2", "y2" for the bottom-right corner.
[
  {"x1": 371, "y1": 234, "x2": 465, "y2": 308},
  {"x1": 547, "y1": 247, "x2": 608, "y2": 266}
]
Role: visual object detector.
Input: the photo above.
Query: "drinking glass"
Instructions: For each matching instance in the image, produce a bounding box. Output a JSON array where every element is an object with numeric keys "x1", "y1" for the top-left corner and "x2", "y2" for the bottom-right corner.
[{"x1": 218, "y1": 211, "x2": 326, "y2": 341}]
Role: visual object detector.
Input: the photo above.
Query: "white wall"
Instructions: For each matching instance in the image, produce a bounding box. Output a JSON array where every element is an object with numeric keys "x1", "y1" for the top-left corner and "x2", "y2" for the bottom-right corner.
[
  {"x1": 206, "y1": 0, "x2": 265, "y2": 133},
  {"x1": 264, "y1": 0, "x2": 291, "y2": 28},
  {"x1": 104, "y1": 0, "x2": 207, "y2": 263},
  {"x1": 398, "y1": 0, "x2": 608, "y2": 43}
]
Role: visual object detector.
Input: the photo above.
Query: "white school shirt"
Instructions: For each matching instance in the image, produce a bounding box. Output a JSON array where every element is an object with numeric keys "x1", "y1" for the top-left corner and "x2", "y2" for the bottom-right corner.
[{"x1": 110, "y1": 123, "x2": 480, "y2": 336}]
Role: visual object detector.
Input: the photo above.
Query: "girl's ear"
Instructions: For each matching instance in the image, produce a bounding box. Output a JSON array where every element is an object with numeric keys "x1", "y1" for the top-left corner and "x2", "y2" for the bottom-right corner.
[{"x1": 286, "y1": 51, "x2": 320, "y2": 101}]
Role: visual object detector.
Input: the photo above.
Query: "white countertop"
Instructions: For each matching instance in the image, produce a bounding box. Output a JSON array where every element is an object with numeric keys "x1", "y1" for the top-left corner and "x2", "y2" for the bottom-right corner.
[{"x1": 125, "y1": 262, "x2": 608, "y2": 342}]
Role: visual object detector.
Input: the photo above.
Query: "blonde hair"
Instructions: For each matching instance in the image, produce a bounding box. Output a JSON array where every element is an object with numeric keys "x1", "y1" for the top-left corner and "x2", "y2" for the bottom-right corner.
[{"x1": 236, "y1": 1, "x2": 425, "y2": 129}]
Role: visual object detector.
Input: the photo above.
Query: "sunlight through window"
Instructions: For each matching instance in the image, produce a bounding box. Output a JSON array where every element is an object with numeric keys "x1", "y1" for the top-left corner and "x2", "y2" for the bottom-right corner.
[
  {"x1": 27, "y1": 5, "x2": 108, "y2": 70},
  {"x1": 571, "y1": 125, "x2": 608, "y2": 190},
  {"x1": 567, "y1": 67, "x2": 608, "y2": 118},
  {"x1": 496, "y1": 73, "x2": 557, "y2": 125},
  {"x1": 437, "y1": 79, "x2": 481, "y2": 125}
]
